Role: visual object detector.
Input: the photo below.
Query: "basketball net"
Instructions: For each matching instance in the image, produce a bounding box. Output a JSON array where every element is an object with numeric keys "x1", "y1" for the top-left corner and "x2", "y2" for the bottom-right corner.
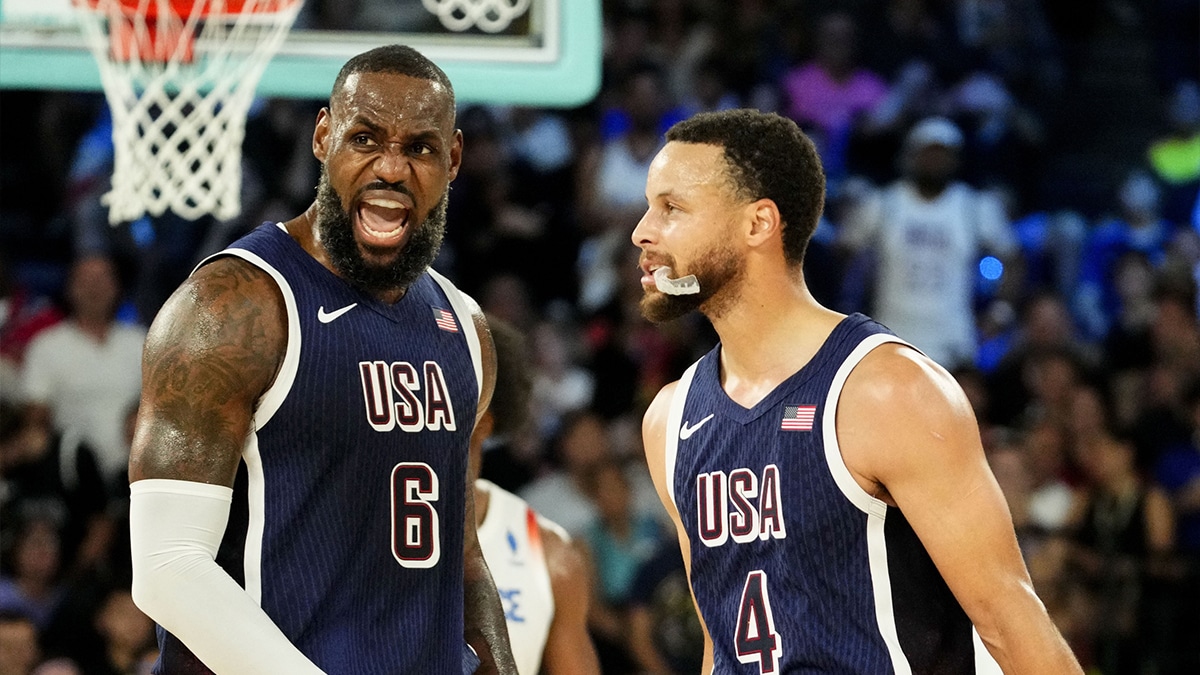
[{"x1": 71, "y1": 1, "x2": 303, "y2": 224}]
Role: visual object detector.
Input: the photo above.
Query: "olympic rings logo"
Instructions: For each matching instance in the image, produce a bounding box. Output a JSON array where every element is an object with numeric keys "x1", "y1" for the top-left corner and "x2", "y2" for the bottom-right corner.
[{"x1": 421, "y1": 0, "x2": 532, "y2": 34}]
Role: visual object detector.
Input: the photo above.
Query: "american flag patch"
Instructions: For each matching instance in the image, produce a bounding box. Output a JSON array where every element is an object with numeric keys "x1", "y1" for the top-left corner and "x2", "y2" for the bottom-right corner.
[
  {"x1": 433, "y1": 307, "x2": 458, "y2": 333},
  {"x1": 781, "y1": 405, "x2": 817, "y2": 431}
]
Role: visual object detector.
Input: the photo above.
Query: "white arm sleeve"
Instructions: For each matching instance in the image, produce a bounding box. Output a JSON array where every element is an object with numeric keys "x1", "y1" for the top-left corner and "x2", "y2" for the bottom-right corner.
[{"x1": 129, "y1": 479, "x2": 325, "y2": 675}]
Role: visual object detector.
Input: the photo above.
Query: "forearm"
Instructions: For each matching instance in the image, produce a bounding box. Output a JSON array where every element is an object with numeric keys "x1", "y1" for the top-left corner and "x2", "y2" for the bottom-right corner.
[
  {"x1": 463, "y1": 552, "x2": 517, "y2": 675},
  {"x1": 978, "y1": 594, "x2": 1082, "y2": 674},
  {"x1": 130, "y1": 479, "x2": 324, "y2": 674}
]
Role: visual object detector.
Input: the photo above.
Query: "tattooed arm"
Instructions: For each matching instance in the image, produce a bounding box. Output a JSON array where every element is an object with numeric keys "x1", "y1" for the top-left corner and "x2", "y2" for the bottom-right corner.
[
  {"x1": 128, "y1": 256, "x2": 325, "y2": 673},
  {"x1": 130, "y1": 256, "x2": 284, "y2": 485}
]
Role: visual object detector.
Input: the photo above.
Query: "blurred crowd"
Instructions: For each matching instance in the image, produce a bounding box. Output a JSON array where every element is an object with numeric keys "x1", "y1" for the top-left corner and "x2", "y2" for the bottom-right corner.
[{"x1": 2, "y1": 1, "x2": 1199, "y2": 674}]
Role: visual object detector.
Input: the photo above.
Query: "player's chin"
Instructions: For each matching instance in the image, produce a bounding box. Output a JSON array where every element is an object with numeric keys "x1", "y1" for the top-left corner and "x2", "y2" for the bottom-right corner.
[
  {"x1": 639, "y1": 293, "x2": 694, "y2": 324},
  {"x1": 355, "y1": 241, "x2": 406, "y2": 271}
]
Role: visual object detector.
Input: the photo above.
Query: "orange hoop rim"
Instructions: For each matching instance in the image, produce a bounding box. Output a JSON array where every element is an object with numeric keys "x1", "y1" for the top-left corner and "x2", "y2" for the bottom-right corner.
[{"x1": 81, "y1": 0, "x2": 302, "y2": 21}]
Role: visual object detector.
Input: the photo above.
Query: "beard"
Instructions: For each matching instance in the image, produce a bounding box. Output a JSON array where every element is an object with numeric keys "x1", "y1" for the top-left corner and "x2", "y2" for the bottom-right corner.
[
  {"x1": 315, "y1": 168, "x2": 447, "y2": 295},
  {"x1": 640, "y1": 243, "x2": 744, "y2": 324}
]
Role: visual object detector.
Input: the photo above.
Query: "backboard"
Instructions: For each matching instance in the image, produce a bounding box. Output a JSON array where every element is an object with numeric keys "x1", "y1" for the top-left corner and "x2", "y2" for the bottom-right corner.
[{"x1": 0, "y1": 0, "x2": 602, "y2": 106}]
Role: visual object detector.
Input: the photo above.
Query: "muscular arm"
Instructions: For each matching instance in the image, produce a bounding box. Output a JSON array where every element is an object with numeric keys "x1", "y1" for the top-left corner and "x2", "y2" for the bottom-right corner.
[
  {"x1": 539, "y1": 525, "x2": 601, "y2": 675},
  {"x1": 131, "y1": 256, "x2": 283, "y2": 484},
  {"x1": 838, "y1": 345, "x2": 1082, "y2": 674},
  {"x1": 462, "y1": 309, "x2": 518, "y2": 675},
  {"x1": 642, "y1": 384, "x2": 715, "y2": 674},
  {"x1": 129, "y1": 257, "x2": 324, "y2": 673}
]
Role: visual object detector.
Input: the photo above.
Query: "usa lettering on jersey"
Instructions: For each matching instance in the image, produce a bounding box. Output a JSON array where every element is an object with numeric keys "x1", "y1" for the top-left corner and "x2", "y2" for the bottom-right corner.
[
  {"x1": 359, "y1": 360, "x2": 457, "y2": 432},
  {"x1": 696, "y1": 464, "x2": 787, "y2": 547}
]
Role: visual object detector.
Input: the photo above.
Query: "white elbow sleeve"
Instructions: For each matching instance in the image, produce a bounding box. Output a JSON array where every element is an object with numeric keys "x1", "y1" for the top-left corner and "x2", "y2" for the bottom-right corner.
[{"x1": 130, "y1": 479, "x2": 324, "y2": 674}]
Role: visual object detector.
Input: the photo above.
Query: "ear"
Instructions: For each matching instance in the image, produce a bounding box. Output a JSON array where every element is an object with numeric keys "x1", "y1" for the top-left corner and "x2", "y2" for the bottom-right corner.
[
  {"x1": 312, "y1": 107, "x2": 332, "y2": 163},
  {"x1": 745, "y1": 198, "x2": 783, "y2": 249},
  {"x1": 447, "y1": 128, "x2": 464, "y2": 182}
]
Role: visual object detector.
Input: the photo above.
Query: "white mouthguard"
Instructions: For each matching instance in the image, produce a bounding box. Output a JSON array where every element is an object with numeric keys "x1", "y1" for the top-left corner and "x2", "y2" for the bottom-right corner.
[{"x1": 653, "y1": 266, "x2": 700, "y2": 296}]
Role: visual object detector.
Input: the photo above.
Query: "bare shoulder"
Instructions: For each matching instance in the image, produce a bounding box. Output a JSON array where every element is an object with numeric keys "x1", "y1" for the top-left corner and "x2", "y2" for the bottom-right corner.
[
  {"x1": 841, "y1": 343, "x2": 966, "y2": 408},
  {"x1": 836, "y1": 343, "x2": 981, "y2": 492},
  {"x1": 642, "y1": 381, "x2": 680, "y2": 455},
  {"x1": 537, "y1": 516, "x2": 586, "y2": 586},
  {"x1": 130, "y1": 256, "x2": 287, "y2": 484}
]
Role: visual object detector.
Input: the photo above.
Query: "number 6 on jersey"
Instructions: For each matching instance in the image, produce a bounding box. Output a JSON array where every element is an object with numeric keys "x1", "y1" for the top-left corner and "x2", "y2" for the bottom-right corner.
[
  {"x1": 736, "y1": 570, "x2": 783, "y2": 673},
  {"x1": 391, "y1": 462, "x2": 440, "y2": 568}
]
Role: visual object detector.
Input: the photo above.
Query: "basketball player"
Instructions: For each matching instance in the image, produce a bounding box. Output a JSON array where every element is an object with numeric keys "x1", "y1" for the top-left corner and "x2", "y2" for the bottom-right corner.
[
  {"x1": 127, "y1": 46, "x2": 517, "y2": 674},
  {"x1": 468, "y1": 317, "x2": 601, "y2": 675},
  {"x1": 633, "y1": 110, "x2": 1083, "y2": 673}
]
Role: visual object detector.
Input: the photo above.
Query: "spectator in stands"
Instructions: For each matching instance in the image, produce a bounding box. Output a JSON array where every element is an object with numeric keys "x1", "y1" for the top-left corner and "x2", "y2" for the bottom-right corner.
[
  {"x1": 0, "y1": 516, "x2": 67, "y2": 633},
  {"x1": 0, "y1": 400, "x2": 111, "y2": 579},
  {"x1": 987, "y1": 292, "x2": 1093, "y2": 427},
  {"x1": 90, "y1": 586, "x2": 155, "y2": 675},
  {"x1": 0, "y1": 609, "x2": 41, "y2": 675},
  {"x1": 781, "y1": 11, "x2": 890, "y2": 181},
  {"x1": 577, "y1": 64, "x2": 674, "y2": 313},
  {"x1": 19, "y1": 254, "x2": 144, "y2": 489},
  {"x1": 1023, "y1": 420, "x2": 1078, "y2": 534},
  {"x1": 1151, "y1": 379, "x2": 1200, "y2": 674},
  {"x1": 0, "y1": 255, "x2": 63, "y2": 384},
  {"x1": 1066, "y1": 428, "x2": 1175, "y2": 674},
  {"x1": 520, "y1": 411, "x2": 607, "y2": 539},
  {"x1": 1077, "y1": 171, "x2": 1178, "y2": 340},
  {"x1": 840, "y1": 117, "x2": 1017, "y2": 368},
  {"x1": 1147, "y1": 80, "x2": 1200, "y2": 225},
  {"x1": 580, "y1": 458, "x2": 663, "y2": 675},
  {"x1": 625, "y1": 541, "x2": 703, "y2": 675},
  {"x1": 527, "y1": 321, "x2": 596, "y2": 441},
  {"x1": 677, "y1": 57, "x2": 741, "y2": 118}
]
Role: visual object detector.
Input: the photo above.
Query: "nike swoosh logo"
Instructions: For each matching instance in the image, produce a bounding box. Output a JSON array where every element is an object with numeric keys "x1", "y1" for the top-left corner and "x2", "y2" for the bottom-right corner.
[
  {"x1": 679, "y1": 413, "x2": 715, "y2": 440},
  {"x1": 317, "y1": 303, "x2": 358, "y2": 324}
]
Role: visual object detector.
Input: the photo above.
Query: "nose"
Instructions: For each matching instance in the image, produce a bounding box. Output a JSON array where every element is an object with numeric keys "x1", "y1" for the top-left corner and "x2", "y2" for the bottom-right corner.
[
  {"x1": 372, "y1": 142, "x2": 412, "y2": 184},
  {"x1": 631, "y1": 207, "x2": 655, "y2": 248}
]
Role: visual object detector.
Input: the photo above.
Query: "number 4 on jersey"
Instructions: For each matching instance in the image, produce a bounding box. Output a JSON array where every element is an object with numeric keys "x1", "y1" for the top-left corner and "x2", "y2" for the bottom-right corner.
[{"x1": 736, "y1": 570, "x2": 782, "y2": 674}]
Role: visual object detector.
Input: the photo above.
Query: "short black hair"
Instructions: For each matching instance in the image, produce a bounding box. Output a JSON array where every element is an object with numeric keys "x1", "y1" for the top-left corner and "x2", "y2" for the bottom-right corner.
[
  {"x1": 331, "y1": 45, "x2": 455, "y2": 109},
  {"x1": 485, "y1": 315, "x2": 532, "y2": 438},
  {"x1": 665, "y1": 109, "x2": 826, "y2": 266}
]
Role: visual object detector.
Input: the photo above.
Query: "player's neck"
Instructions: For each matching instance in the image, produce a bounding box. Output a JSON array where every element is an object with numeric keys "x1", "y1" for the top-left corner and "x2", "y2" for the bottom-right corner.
[{"x1": 708, "y1": 270, "x2": 843, "y2": 404}]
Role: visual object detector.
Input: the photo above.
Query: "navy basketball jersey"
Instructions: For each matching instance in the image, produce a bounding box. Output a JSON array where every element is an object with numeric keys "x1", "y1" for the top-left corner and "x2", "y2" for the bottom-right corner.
[
  {"x1": 156, "y1": 223, "x2": 481, "y2": 674},
  {"x1": 667, "y1": 314, "x2": 1001, "y2": 674}
]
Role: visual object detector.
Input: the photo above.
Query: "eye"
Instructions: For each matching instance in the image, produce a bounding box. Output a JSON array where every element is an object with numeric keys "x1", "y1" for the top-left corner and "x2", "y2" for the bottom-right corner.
[
  {"x1": 351, "y1": 133, "x2": 377, "y2": 147},
  {"x1": 410, "y1": 142, "x2": 435, "y2": 156}
]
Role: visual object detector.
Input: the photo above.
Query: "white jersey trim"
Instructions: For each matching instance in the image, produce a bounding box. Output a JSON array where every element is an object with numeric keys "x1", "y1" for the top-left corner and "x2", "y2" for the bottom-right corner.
[
  {"x1": 822, "y1": 331, "x2": 912, "y2": 673},
  {"x1": 241, "y1": 433, "x2": 266, "y2": 604},
  {"x1": 428, "y1": 268, "x2": 484, "y2": 402},
  {"x1": 821, "y1": 332, "x2": 908, "y2": 515},
  {"x1": 664, "y1": 360, "x2": 701, "y2": 510}
]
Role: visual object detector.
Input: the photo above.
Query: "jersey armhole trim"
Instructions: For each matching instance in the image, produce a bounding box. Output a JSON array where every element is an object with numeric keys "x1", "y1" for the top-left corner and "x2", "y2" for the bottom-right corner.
[
  {"x1": 664, "y1": 360, "x2": 700, "y2": 510},
  {"x1": 821, "y1": 332, "x2": 910, "y2": 518},
  {"x1": 427, "y1": 269, "x2": 484, "y2": 401}
]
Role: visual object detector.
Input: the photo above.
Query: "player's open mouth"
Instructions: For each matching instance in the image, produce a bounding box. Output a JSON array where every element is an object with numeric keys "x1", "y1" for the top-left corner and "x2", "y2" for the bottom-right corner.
[{"x1": 355, "y1": 195, "x2": 412, "y2": 247}]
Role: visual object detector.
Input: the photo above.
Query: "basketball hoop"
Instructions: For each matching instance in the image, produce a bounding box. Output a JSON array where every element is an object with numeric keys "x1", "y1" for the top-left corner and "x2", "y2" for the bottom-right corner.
[{"x1": 71, "y1": 0, "x2": 303, "y2": 223}]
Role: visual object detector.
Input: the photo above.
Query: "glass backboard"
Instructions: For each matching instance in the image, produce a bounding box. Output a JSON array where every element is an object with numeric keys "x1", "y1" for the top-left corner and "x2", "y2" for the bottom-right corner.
[{"x1": 0, "y1": 0, "x2": 602, "y2": 105}]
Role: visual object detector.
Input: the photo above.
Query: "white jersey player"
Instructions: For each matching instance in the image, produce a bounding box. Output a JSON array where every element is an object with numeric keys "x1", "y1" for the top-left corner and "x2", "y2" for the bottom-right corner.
[
  {"x1": 469, "y1": 317, "x2": 600, "y2": 675},
  {"x1": 840, "y1": 117, "x2": 1017, "y2": 368}
]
